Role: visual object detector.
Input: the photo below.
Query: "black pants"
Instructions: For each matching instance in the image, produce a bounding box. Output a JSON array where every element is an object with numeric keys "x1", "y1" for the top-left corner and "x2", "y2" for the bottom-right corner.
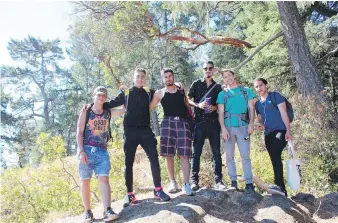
[
  {"x1": 191, "y1": 120, "x2": 223, "y2": 184},
  {"x1": 124, "y1": 127, "x2": 161, "y2": 193},
  {"x1": 265, "y1": 130, "x2": 288, "y2": 193}
]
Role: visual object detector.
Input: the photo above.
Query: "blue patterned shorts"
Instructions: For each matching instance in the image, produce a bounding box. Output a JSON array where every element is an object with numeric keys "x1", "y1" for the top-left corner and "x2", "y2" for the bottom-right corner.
[{"x1": 79, "y1": 145, "x2": 111, "y2": 180}]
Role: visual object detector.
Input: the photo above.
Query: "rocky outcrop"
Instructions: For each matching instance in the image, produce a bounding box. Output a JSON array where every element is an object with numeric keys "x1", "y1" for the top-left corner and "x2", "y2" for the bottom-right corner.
[{"x1": 52, "y1": 189, "x2": 338, "y2": 223}]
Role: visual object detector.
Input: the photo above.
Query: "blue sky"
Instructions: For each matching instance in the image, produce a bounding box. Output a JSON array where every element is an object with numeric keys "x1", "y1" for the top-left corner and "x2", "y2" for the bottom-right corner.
[
  {"x1": 0, "y1": 1, "x2": 74, "y2": 68},
  {"x1": 0, "y1": 1, "x2": 75, "y2": 166}
]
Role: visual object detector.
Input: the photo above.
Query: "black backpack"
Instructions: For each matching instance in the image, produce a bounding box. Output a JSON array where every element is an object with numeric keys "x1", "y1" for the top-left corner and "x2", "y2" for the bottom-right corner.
[
  {"x1": 269, "y1": 92, "x2": 294, "y2": 122},
  {"x1": 83, "y1": 108, "x2": 112, "y2": 142}
]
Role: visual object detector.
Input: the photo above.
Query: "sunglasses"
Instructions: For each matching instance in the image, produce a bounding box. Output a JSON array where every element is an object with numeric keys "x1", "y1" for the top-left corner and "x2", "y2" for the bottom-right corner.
[{"x1": 203, "y1": 67, "x2": 213, "y2": 71}]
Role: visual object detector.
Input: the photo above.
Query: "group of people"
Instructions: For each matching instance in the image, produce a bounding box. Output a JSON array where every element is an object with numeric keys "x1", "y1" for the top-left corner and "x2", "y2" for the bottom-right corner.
[{"x1": 76, "y1": 61, "x2": 293, "y2": 222}]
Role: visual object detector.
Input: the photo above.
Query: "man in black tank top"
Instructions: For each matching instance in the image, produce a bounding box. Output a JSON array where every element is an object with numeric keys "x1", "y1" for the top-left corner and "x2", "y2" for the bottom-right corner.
[{"x1": 150, "y1": 69, "x2": 194, "y2": 196}]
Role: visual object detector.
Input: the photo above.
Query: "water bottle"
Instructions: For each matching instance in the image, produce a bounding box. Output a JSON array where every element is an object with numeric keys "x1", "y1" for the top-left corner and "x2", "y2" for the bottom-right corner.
[{"x1": 204, "y1": 97, "x2": 211, "y2": 114}]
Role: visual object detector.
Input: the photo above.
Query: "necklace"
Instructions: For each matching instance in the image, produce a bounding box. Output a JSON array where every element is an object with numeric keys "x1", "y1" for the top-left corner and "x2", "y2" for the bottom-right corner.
[{"x1": 260, "y1": 96, "x2": 267, "y2": 126}]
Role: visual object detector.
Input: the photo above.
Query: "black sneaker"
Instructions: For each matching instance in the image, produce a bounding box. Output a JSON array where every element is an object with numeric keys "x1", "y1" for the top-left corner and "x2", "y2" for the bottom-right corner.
[
  {"x1": 229, "y1": 181, "x2": 238, "y2": 190},
  {"x1": 191, "y1": 182, "x2": 200, "y2": 191},
  {"x1": 267, "y1": 185, "x2": 286, "y2": 196},
  {"x1": 154, "y1": 188, "x2": 171, "y2": 201},
  {"x1": 84, "y1": 210, "x2": 94, "y2": 223},
  {"x1": 123, "y1": 193, "x2": 137, "y2": 208},
  {"x1": 103, "y1": 208, "x2": 119, "y2": 222},
  {"x1": 245, "y1": 183, "x2": 255, "y2": 193}
]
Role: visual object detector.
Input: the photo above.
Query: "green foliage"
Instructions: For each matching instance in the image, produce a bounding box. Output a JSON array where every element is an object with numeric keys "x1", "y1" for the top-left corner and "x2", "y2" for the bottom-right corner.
[
  {"x1": 1, "y1": 158, "x2": 82, "y2": 223},
  {"x1": 0, "y1": 132, "x2": 126, "y2": 223},
  {"x1": 32, "y1": 133, "x2": 66, "y2": 163}
]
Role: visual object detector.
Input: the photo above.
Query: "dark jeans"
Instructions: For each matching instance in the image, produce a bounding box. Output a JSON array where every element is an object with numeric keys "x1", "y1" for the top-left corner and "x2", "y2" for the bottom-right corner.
[
  {"x1": 124, "y1": 127, "x2": 161, "y2": 193},
  {"x1": 265, "y1": 130, "x2": 288, "y2": 193},
  {"x1": 191, "y1": 120, "x2": 223, "y2": 184}
]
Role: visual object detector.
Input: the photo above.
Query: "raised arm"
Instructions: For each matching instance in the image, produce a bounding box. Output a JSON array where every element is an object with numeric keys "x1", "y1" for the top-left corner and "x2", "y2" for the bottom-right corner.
[
  {"x1": 110, "y1": 107, "x2": 125, "y2": 116},
  {"x1": 103, "y1": 91, "x2": 125, "y2": 109},
  {"x1": 149, "y1": 90, "x2": 162, "y2": 110}
]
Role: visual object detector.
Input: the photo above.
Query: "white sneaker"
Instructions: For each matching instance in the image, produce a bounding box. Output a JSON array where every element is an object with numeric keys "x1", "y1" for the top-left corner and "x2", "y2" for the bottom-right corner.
[
  {"x1": 182, "y1": 183, "x2": 194, "y2": 196},
  {"x1": 168, "y1": 180, "x2": 178, "y2": 193}
]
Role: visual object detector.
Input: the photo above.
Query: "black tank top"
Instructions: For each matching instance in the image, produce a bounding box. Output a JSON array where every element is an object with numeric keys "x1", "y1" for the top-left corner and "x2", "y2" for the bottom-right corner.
[{"x1": 160, "y1": 89, "x2": 187, "y2": 118}]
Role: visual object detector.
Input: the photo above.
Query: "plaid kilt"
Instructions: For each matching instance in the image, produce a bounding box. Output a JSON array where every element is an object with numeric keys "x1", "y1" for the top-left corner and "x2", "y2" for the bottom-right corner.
[{"x1": 160, "y1": 116, "x2": 192, "y2": 157}]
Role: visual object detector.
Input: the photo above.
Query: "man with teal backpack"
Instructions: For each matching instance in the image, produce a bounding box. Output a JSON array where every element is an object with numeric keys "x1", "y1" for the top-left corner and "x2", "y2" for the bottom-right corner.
[{"x1": 217, "y1": 69, "x2": 256, "y2": 192}]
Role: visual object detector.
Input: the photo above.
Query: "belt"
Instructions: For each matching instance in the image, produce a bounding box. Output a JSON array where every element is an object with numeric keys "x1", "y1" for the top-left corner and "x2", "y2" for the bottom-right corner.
[{"x1": 164, "y1": 116, "x2": 187, "y2": 121}]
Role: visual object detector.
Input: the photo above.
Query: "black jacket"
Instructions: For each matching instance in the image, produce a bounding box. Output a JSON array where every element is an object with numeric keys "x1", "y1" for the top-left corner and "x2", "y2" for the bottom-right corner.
[{"x1": 103, "y1": 86, "x2": 154, "y2": 128}]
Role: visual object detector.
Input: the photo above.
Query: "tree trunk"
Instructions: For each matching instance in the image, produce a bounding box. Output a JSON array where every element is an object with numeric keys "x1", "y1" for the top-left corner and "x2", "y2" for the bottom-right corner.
[
  {"x1": 328, "y1": 70, "x2": 337, "y2": 112},
  {"x1": 66, "y1": 122, "x2": 74, "y2": 155},
  {"x1": 146, "y1": 38, "x2": 160, "y2": 136},
  {"x1": 42, "y1": 93, "x2": 50, "y2": 128},
  {"x1": 277, "y1": 1, "x2": 326, "y2": 102}
]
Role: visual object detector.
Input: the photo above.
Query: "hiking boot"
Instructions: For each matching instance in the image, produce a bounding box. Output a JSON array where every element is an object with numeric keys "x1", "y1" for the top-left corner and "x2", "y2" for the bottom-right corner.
[
  {"x1": 103, "y1": 208, "x2": 119, "y2": 222},
  {"x1": 84, "y1": 210, "x2": 94, "y2": 223},
  {"x1": 154, "y1": 188, "x2": 171, "y2": 201},
  {"x1": 245, "y1": 183, "x2": 255, "y2": 193},
  {"x1": 267, "y1": 185, "x2": 285, "y2": 196},
  {"x1": 214, "y1": 181, "x2": 227, "y2": 190},
  {"x1": 182, "y1": 183, "x2": 194, "y2": 196},
  {"x1": 191, "y1": 182, "x2": 200, "y2": 191},
  {"x1": 168, "y1": 180, "x2": 178, "y2": 193},
  {"x1": 123, "y1": 193, "x2": 137, "y2": 208},
  {"x1": 229, "y1": 181, "x2": 238, "y2": 190}
]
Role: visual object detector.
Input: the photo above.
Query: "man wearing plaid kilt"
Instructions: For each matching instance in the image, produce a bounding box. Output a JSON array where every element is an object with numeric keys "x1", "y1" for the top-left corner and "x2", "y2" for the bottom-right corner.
[{"x1": 150, "y1": 68, "x2": 194, "y2": 196}]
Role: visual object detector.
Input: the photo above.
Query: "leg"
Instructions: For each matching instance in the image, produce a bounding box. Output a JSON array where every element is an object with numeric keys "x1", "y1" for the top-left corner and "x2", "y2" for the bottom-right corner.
[
  {"x1": 224, "y1": 127, "x2": 238, "y2": 182},
  {"x1": 98, "y1": 176, "x2": 111, "y2": 210},
  {"x1": 140, "y1": 128, "x2": 162, "y2": 188},
  {"x1": 81, "y1": 179, "x2": 91, "y2": 210},
  {"x1": 166, "y1": 156, "x2": 175, "y2": 181},
  {"x1": 180, "y1": 156, "x2": 190, "y2": 184},
  {"x1": 124, "y1": 134, "x2": 139, "y2": 193},
  {"x1": 207, "y1": 121, "x2": 223, "y2": 183},
  {"x1": 265, "y1": 131, "x2": 287, "y2": 192},
  {"x1": 78, "y1": 146, "x2": 94, "y2": 211},
  {"x1": 237, "y1": 126, "x2": 253, "y2": 184},
  {"x1": 160, "y1": 118, "x2": 177, "y2": 182},
  {"x1": 176, "y1": 119, "x2": 192, "y2": 184},
  {"x1": 93, "y1": 148, "x2": 112, "y2": 210},
  {"x1": 191, "y1": 122, "x2": 207, "y2": 184}
]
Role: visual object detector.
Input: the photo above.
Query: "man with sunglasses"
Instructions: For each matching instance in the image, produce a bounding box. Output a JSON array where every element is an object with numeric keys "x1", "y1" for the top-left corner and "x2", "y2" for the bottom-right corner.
[{"x1": 187, "y1": 61, "x2": 226, "y2": 191}]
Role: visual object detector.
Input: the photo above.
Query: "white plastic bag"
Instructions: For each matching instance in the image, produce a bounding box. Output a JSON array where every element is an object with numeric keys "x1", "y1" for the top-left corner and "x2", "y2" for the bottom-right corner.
[{"x1": 286, "y1": 141, "x2": 302, "y2": 191}]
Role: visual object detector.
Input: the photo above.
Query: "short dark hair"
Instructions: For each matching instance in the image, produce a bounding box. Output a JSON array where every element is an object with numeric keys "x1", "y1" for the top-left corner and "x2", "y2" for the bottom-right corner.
[
  {"x1": 134, "y1": 68, "x2": 147, "y2": 75},
  {"x1": 254, "y1": 77, "x2": 268, "y2": 85},
  {"x1": 161, "y1": 68, "x2": 174, "y2": 76},
  {"x1": 221, "y1": 69, "x2": 235, "y2": 77},
  {"x1": 203, "y1": 61, "x2": 214, "y2": 68}
]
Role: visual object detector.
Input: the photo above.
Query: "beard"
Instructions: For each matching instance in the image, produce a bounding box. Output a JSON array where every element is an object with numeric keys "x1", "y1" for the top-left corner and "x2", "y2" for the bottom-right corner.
[
  {"x1": 204, "y1": 73, "x2": 212, "y2": 79},
  {"x1": 165, "y1": 81, "x2": 174, "y2": 86}
]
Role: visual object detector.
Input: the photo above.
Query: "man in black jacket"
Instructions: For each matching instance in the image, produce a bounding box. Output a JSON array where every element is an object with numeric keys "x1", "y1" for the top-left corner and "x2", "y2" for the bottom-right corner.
[{"x1": 103, "y1": 68, "x2": 170, "y2": 208}]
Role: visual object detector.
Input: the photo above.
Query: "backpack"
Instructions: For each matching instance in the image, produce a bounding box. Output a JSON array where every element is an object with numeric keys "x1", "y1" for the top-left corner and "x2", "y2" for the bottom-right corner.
[
  {"x1": 223, "y1": 86, "x2": 250, "y2": 123},
  {"x1": 269, "y1": 92, "x2": 294, "y2": 122},
  {"x1": 124, "y1": 87, "x2": 151, "y2": 111},
  {"x1": 84, "y1": 108, "x2": 112, "y2": 142}
]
